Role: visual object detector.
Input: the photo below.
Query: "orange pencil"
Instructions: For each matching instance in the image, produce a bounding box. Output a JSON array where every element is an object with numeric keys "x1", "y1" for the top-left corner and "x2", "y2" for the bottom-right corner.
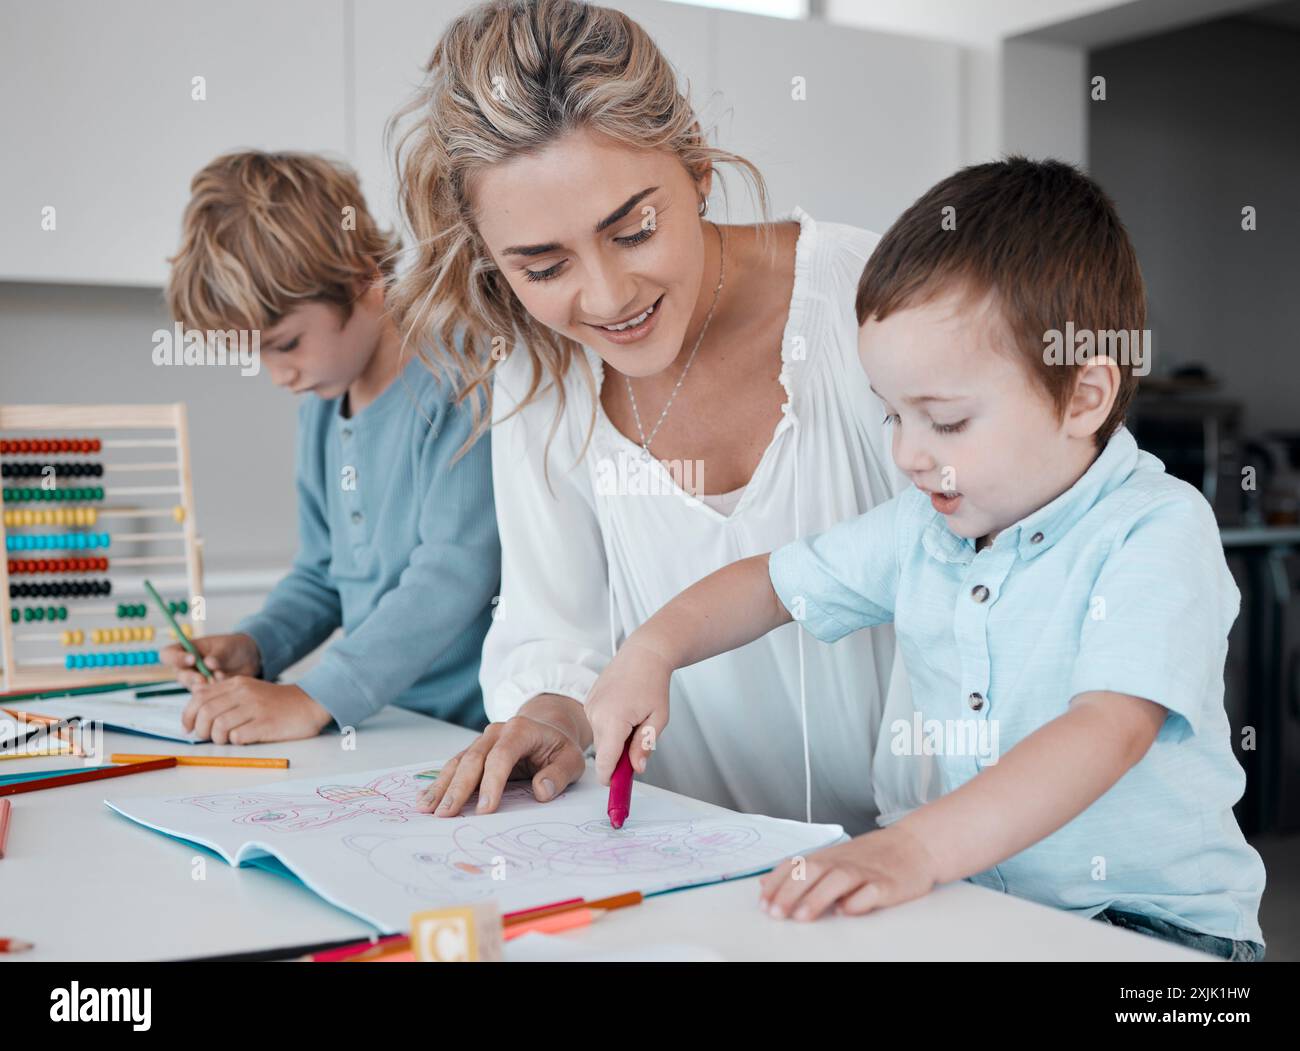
[
  {"x1": 110, "y1": 753, "x2": 290, "y2": 769},
  {"x1": 0, "y1": 937, "x2": 33, "y2": 953},
  {"x1": 503, "y1": 907, "x2": 605, "y2": 940},
  {"x1": 0, "y1": 756, "x2": 176, "y2": 797},
  {"x1": 0, "y1": 799, "x2": 10, "y2": 858},
  {"x1": 502, "y1": 890, "x2": 642, "y2": 927}
]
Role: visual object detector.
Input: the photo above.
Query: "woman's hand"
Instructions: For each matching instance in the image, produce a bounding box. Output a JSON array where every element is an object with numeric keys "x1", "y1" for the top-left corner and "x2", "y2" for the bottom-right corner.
[
  {"x1": 585, "y1": 638, "x2": 674, "y2": 785},
  {"x1": 160, "y1": 632, "x2": 262, "y2": 690},
  {"x1": 416, "y1": 693, "x2": 591, "y2": 816},
  {"x1": 757, "y1": 825, "x2": 941, "y2": 921}
]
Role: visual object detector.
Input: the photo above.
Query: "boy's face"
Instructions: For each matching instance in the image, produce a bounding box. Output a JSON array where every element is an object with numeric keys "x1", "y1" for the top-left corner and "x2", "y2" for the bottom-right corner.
[
  {"x1": 859, "y1": 287, "x2": 1086, "y2": 547},
  {"x1": 259, "y1": 298, "x2": 384, "y2": 401}
]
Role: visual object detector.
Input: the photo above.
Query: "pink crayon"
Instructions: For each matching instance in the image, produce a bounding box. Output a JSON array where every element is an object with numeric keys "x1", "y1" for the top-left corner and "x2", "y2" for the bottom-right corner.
[{"x1": 607, "y1": 737, "x2": 634, "y2": 829}]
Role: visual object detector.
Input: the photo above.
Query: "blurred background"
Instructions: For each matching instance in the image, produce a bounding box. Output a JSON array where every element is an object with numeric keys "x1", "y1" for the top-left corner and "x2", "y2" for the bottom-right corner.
[{"x1": 1, "y1": 0, "x2": 1296, "y2": 954}]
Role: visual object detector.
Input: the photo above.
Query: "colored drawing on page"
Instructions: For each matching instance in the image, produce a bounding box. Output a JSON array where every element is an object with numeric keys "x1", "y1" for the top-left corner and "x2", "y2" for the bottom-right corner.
[{"x1": 174, "y1": 770, "x2": 546, "y2": 832}]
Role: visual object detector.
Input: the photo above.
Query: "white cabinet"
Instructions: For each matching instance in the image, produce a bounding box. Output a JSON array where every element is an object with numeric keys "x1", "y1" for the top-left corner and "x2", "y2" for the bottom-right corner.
[
  {"x1": 0, "y1": 0, "x2": 965, "y2": 288},
  {"x1": 711, "y1": 8, "x2": 963, "y2": 231},
  {"x1": 0, "y1": 0, "x2": 347, "y2": 287}
]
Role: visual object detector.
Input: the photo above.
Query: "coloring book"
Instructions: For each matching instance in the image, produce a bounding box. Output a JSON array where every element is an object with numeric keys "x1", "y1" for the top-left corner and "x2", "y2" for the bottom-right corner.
[{"x1": 105, "y1": 761, "x2": 846, "y2": 931}]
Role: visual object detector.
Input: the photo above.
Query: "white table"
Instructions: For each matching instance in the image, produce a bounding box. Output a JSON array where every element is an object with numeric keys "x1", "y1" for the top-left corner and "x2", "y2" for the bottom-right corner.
[{"x1": 0, "y1": 708, "x2": 1210, "y2": 961}]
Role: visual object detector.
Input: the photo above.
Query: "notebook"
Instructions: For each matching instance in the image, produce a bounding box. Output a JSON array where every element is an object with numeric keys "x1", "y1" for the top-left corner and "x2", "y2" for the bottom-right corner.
[{"x1": 105, "y1": 760, "x2": 846, "y2": 932}]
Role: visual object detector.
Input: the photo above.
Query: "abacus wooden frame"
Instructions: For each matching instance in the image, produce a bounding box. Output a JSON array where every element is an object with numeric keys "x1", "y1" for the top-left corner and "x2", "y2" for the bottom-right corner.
[{"x1": 0, "y1": 403, "x2": 204, "y2": 693}]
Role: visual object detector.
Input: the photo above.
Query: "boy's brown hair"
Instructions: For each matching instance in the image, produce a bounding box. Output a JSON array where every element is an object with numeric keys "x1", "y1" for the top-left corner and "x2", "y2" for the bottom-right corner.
[
  {"x1": 166, "y1": 151, "x2": 399, "y2": 334},
  {"x1": 855, "y1": 157, "x2": 1145, "y2": 445}
]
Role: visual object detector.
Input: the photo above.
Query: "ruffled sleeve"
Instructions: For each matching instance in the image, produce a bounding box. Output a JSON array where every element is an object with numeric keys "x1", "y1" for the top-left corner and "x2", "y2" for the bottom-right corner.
[{"x1": 478, "y1": 349, "x2": 613, "y2": 722}]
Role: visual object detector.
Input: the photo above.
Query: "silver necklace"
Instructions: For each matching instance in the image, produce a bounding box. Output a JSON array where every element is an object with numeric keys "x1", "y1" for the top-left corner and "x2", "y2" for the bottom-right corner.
[{"x1": 626, "y1": 222, "x2": 726, "y2": 461}]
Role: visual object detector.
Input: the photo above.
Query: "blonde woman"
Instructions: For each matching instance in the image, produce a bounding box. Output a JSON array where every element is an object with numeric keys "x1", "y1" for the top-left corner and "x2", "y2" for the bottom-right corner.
[{"x1": 397, "y1": 0, "x2": 930, "y2": 834}]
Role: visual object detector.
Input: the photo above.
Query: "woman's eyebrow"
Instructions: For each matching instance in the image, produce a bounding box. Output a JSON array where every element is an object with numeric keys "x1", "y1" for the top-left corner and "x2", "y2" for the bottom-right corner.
[{"x1": 501, "y1": 186, "x2": 660, "y2": 257}]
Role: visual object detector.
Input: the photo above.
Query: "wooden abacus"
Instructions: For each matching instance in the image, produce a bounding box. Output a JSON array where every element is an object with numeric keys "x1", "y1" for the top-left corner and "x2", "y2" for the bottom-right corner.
[{"x1": 0, "y1": 404, "x2": 204, "y2": 692}]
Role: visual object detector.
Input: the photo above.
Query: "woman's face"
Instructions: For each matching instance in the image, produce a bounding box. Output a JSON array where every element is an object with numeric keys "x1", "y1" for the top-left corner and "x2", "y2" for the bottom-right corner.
[{"x1": 470, "y1": 127, "x2": 712, "y2": 378}]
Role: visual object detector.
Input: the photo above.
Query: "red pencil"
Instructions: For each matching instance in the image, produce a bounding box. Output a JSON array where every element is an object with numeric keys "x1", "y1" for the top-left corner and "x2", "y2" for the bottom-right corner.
[
  {"x1": 0, "y1": 798, "x2": 10, "y2": 858},
  {"x1": 0, "y1": 757, "x2": 176, "y2": 796},
  {"x1": 607, "y1": 737, "x2": 634, "y2": 829},
  {"x1": 502, "y1": 897, "x2": 584, "y2": 923}
]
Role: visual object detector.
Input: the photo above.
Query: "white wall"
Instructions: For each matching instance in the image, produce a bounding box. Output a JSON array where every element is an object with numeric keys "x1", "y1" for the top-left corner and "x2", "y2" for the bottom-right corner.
[
  {"x1": 0, "y1": 0, "x2": 348, "y2": 287},
  {"x1": 1, "y1": 0, "x2": 967, "y2": 575},
  {"x1": 353, "y1": 0, "x2": 963, "y2": 239}
]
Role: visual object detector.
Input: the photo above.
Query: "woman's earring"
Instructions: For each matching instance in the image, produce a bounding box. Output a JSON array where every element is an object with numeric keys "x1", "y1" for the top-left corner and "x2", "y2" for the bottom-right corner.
[{"x1": 698, "y1": 197, "x2": 707, "y2": 216}]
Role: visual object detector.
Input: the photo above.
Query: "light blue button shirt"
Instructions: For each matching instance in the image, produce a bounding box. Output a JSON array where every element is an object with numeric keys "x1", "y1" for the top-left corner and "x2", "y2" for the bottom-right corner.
[
  {"x1": 768, "y1": 426, "x2": 1265, "y2": 944},
  {"x1": 235, "y1": 354, "x2": 500, "y2": 732}
]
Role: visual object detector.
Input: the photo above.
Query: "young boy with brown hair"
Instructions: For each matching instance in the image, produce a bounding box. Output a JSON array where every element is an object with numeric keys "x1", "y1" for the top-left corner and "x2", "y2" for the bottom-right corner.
[
  {"x1": 581, "y1": 158, "x2": 1265, "y2": 959},
  {"x1": 162, "y1": 151, "x2": 499, "y2": 742}
]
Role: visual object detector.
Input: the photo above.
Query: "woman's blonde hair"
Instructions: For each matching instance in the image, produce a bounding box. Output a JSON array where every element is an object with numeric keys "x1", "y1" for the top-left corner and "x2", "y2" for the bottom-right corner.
[
  {"x1": 388, "y1": 0, "x2": 770, "y2": 469},
  {"x1": 167, "y1": 151, "x2": 399, "y2": 334}
]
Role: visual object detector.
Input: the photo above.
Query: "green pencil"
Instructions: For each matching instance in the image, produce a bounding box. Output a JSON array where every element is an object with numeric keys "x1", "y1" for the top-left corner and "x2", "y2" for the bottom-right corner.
[
  {"x1": 143, "y1": 579, "x2": 213, "y2": 681},
  {"x1": 0, "y1": 681, "x2": 156, "y2": 704}
]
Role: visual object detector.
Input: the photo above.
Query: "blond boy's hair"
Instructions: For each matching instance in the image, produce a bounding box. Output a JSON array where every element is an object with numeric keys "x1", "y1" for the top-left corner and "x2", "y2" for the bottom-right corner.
[{"x1": 166, "y1": 151, "x2": 399, "y2": 333}]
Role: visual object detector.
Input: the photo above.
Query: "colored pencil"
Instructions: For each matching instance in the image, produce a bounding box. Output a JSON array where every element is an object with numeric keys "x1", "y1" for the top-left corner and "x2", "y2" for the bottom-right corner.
[
  {"x1": 310, "y1": 933, "x2": 409, "y2": 963},
  {"x1": 502, "y1": 896, "x2": 583, "y2": 922},
  {"x1": 0, "y1": 765, "x2": 115, "y2": 787},
  {"x1": 172, "y1": 932, "x2": 397, "y2": 963},
  {"x1": 144, "y1": 579, "x2": 212, "y2": 680},
  {"x1": 0, "y1": 756, "x2": 176, "y2": 796},
  {"x1": 109, "y1": 753, "x2": 290, "y2": 769},
  {"x1": 503, "y1": 891, "x2": 642, "y2": 927},
  {"x1": 0, "y1": 740, "x2": 77, "y2": 761},
  {"x1": 0, "y1": 938, "x2": 33, "y2": 953},
  {"x1": 0, "y1": 681, "x2": 154, "y2": 704},
  {"x1": 0, "y1": 799, "x2": 10, "y2": 858},
  {"x1": 504, "y1": 907, "x2": 605, "y2": 940}
]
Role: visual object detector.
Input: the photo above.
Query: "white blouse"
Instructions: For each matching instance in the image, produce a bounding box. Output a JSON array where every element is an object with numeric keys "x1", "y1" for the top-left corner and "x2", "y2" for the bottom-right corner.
[{"x1": 481, "y1": 207, "x2": 935, "y2": 834}]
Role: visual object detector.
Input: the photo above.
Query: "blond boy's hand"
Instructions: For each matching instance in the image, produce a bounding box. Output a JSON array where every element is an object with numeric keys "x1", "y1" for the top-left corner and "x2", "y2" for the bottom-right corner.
[
  {"x1": 758, "y1": 825, "x2": 941, "y2": 922},
  {"x1": 180, "y1": 678, "x2": 332, "y2": 744},
  {"x1": 585, "y1": 639, "x2": 674, "y2": 785},
  {"x1": 160, "y1": 632, "x2": 261, "y2": 690}
]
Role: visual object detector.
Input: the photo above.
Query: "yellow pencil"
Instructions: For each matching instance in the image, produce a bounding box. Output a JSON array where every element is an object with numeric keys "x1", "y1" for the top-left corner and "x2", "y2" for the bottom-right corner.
[{"x1": 109, "y1": 753, "x2": 290, "y2": 769}]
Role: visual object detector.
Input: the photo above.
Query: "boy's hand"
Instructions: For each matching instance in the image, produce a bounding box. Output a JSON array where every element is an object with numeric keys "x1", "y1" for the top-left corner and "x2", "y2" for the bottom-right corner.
[
  {"x1": 758, "y1": 825, "x2": 941, "y2": 922},
  {"x1": 585, "y1": 639, "x2": 674, "y2": 785},
  {"x1": 181, "y1": 678, "x2": 333, "y2": 744},
  {"x1": 160, "y1": 632, "x2": 262, "y2": 690}
]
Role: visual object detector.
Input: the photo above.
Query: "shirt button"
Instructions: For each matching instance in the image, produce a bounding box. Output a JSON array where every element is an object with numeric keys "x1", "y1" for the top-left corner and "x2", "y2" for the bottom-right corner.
[
  {"x1": 341, "y1": 427, "x2": 352, "y2": 440},
  {"x1": 351, "y1": 511, "x2": 363, "y2": 525},
  {"x1": 1030, "y1": 531, "x2": 1044, "y2": 543},
  {"x1": 968, "y1": 692, "x2": 986, "y2": 711},
  {"x1": 970, "y1": 584, "x2": 989, "y2": 603}
]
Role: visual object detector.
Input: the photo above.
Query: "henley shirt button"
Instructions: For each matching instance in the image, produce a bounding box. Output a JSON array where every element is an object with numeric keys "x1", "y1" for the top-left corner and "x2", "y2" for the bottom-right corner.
[
  {"x1": 1030, "y1": 531, "x2": 1044, "y2": 543},
  {"x1": 971, "y1": 584, "x2": 990, "y2": 603},
  {"x1": 341, "y1": 427, "x2": 352, "y2": 440},
  {"x1": 351, "y1": 511, "x2": 363, "y2": 525},
  {"x1": 968, "y1": 692, "x2": 985, "y2": 711}
]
